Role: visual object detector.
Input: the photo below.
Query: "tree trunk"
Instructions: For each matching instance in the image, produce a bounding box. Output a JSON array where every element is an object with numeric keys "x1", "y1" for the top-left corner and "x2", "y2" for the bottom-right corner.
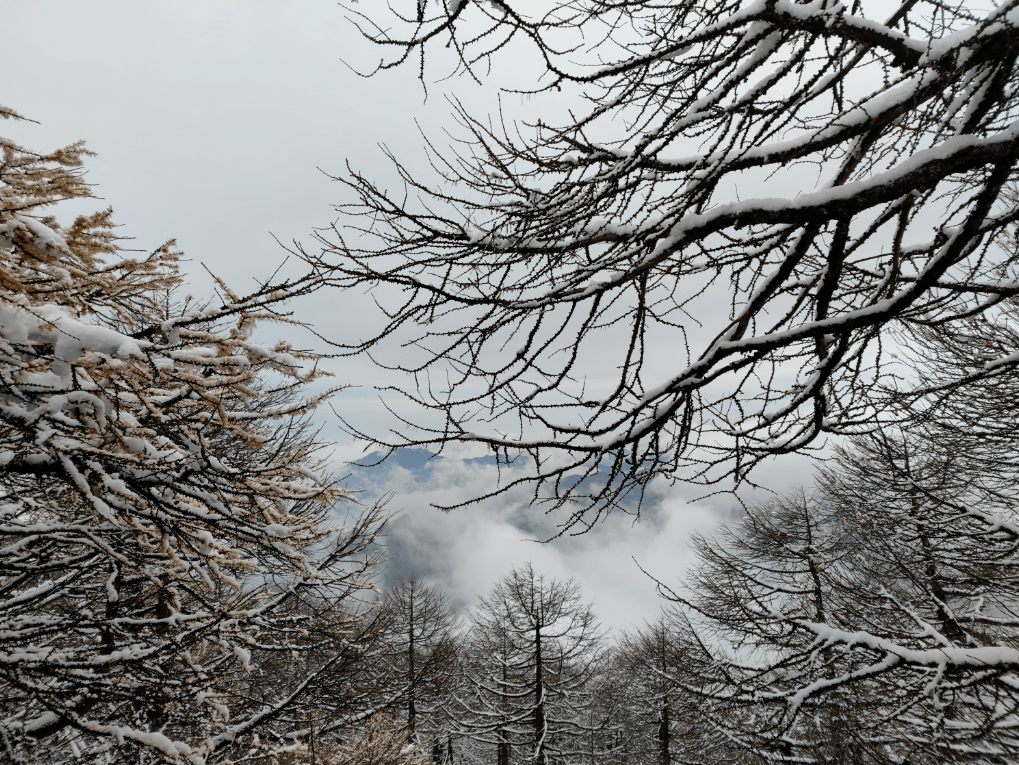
[
  {"x1": 408, "y1": 584, "x2": 417, "y2": 737},
  {"x1": 534, "y1": 622, "x2": 545, "y2": 764},
  {"x1": 657, "y1": 701, "x2": 670, "y2": 765}
]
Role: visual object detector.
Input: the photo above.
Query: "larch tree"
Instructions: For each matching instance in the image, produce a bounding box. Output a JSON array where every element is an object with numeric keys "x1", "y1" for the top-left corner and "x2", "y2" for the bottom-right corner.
[
  {"x1": 619, "y1": 617, "x2": 683, "y2": 765},
  {"x1": 813, "y1": 430, "x2": 1019, "y2": 762},
  {"x1": 658, "y1": 422, "x2": 1019, "y2": 762},
  {"x1": 617, "y1": 614, "x2": 735, "y2": 765},
  {"x1": 321, "y1": 713, "x2": 431, "y2": 765},
  {"x1": 375, "y1": 577, "x2": 460, "y2": 745},
  {"x1": 576, "y1": 650, "x2": 646, "y2": 764},
  {"x1": 455, "y1": 563, "x2": 603, "y2": 765},
  {"x1": 313, "y1": 0, "x2": 1019, "y2": 526},
  {"x1": 675, "y1": 491, "x2": 881, "y2": 763},
  {"x1": 0, "y1": 108, "x2": 387, "y2": 764}
]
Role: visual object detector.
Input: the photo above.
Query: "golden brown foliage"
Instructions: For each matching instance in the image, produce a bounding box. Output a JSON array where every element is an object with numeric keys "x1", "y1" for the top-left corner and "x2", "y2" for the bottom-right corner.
[{"x1": 0, "y1": 109, "x2": 381, "y2": 764}]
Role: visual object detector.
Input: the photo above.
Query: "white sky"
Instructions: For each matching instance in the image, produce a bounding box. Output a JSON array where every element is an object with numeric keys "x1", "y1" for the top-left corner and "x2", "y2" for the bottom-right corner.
[{"x1": 2, "y1": 0, "x2": 820, "y2": 632}]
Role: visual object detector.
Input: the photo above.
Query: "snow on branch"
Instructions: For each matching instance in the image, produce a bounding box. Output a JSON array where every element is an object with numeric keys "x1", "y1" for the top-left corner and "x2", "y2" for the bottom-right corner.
[
  {"x1": 323, "y1": 0, "x2": 1019, "y2": 528},
  {"x1": 0, "y1": 122, "x2": 388, "y2": 763}
]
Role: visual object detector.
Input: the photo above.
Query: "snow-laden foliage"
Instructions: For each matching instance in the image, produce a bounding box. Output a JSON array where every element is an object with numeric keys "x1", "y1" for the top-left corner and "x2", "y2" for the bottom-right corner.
[
  {"x1": 613, "y1": 615, "x2": 736, "y2": 765},
  {"x1": 0, "y1": 109, "x2": 385, "y2": 764},
  {"x1": 454, "y1": 563, "x2": 604, "y2": 765},
  {"x1": 325, "y1": 713, "x2": 431, "y2": 765},
  {"x1": 373, "y1": 577, "x2": 460, "y2": 743},
  {"x1": 324, "y1": 0, "x2": 1019, "y2": 526},
  {"x1": 662, "y1": 425, "x2": 1019, "y2": 763}
]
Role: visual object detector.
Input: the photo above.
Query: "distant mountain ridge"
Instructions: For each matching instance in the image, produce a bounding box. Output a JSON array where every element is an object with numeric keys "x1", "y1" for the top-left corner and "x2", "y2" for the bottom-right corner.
[{"x1": 339, "y1": 447, "x2": 654, "y2": 508}]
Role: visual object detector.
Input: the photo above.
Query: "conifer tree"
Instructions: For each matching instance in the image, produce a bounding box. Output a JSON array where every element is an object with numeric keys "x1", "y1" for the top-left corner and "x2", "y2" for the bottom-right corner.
[
  {"x1": 376, "y1": 577, "x2": 460, "y2": 744},
  {"x1": 618, "y1": 614, "x2": 734, "y2": 765},
  {"x1": 665, "y1": 430, "x2": 1019, "y2": 762},
  {"x1": 455, "y1": 564, "x2": 603, "y2": 764},
  {"x1": 0, "y1": 108, "x2": 385, "y2": 764}
]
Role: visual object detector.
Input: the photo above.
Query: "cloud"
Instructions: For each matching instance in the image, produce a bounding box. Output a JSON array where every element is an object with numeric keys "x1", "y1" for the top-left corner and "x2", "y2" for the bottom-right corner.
[{"x1": 335, "y1": 446, "x2": 817, "y2": 633}]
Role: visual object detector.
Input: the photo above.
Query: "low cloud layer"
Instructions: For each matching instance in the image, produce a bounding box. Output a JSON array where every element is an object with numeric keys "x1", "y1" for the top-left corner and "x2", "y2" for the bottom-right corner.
[{"x1": 332, "y1": 443, "x2": 817, "y2": 633}]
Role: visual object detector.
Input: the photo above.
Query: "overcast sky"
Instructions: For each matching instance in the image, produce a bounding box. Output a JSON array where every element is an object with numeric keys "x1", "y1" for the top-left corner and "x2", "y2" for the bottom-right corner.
[{"x1": 3, "y1": 0, "x2": 820, "y2": 632}]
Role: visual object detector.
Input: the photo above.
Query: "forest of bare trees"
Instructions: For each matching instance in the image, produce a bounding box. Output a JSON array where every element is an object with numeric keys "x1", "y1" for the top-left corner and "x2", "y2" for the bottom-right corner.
[{"x1": 6, "y1": 0, "x2": 1019, "y2": 762}]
